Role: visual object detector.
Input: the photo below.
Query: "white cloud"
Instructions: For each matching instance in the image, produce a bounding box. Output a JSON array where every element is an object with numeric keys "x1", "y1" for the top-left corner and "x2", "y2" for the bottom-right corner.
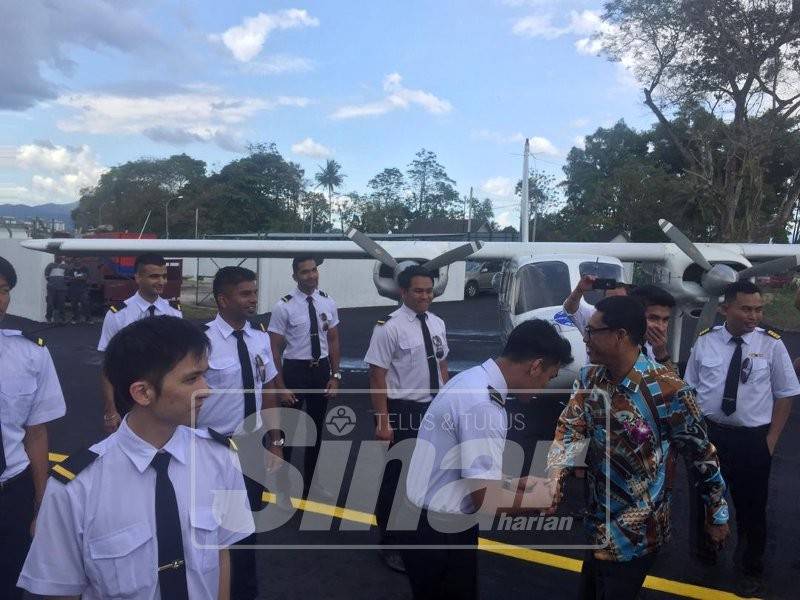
[
  {"x1": 291, "y1": 137, "x2": 332, "y2": 158},
  {"x1": 472, "y1": 130, "x2": 559, "y2": 156},
  {"x1": 331, "y1": 73, "x2": 452, "y2": 120},
  {"x1": 242, "y1": 54, "x2": 314, "y2": 75},
  {"x1": 8, "y1": 141, "x2": 106, "y2": 204},
  {"x1": 0, "y1": 185, "x2": 30, "y2": 200},
  {"x1": 495, "y1": 210, "x2": 514, "y2": 229},
  {"x1": 570, "y1": 117, "x2": 590, "y2": 128},
  {"x1": 574, "y1": 135, "x2": 586, "y2": 150},
  {"x1": 55, "y1": 88, "x2": 310, "y2": 151},
  {"x1": 513, "y1": 10, "x2": 616, "y2": 56},
  {"x1": 528, "y1": 136, "x2": 560, "y2": 157},
  {"x1": 512, "y1": 15, "x2": 567, "y2": 39},
  {"x1": 211, "y1": 9, "x2": 319, "y2": 62},
  {"x1": 481, "y1": 176, "x2": 515, "y2": 198}
]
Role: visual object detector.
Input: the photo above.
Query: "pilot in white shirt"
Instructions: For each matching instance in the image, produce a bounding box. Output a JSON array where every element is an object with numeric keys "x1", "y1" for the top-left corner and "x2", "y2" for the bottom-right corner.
[
  {"x1": 98, "y1": 254, "x2": 182, "y2": 433},
  {"x1": 402, "y1": 320, "x2": 570, "y2": 599},
  {"x1": 268, "y1": 256, "x2": 341, "y2": 497},
  {"x1": 0, "y1": 257, "x2": 66, "y2": 600},
  {"x1": 199, "y1": 267, "x2": 280, "y2": 600},
  {"x1": 18, "y1": 316, "x2": 253, "y2": 600},
  {"x1": 683, "y1": 281, "x2": 800, "y2": 589},
  {"x1": 363, "y1": 266, "x2": 449, "y2": 571}
]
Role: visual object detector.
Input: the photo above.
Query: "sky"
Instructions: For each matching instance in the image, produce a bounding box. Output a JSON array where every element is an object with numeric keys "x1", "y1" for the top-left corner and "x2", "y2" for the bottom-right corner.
[{"x1": 0, "y1": 0, "x2": 657, "y2": 229}]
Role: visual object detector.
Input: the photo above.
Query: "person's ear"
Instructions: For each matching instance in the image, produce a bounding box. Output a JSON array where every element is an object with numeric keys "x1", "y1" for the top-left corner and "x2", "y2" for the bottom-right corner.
[
  {"x1": 129, "y1": 381, "x2": 155, "y2": 407},
  {"x1": 529, "y1": 357, "x2": 544, "y2": 376}
]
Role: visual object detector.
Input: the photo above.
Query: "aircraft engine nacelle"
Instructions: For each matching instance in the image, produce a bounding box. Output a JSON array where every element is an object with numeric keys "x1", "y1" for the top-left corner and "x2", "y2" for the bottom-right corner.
[{"x1": 372, "y1": 259, "x2": 449, "y2": 301}]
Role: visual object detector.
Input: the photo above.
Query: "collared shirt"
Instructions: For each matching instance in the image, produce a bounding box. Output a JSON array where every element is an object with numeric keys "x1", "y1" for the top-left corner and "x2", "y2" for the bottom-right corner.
[
  {"x1": 0, "y1": 329, "x2": 66, "y2": 482},
  {"x1": 547, "y1": 354, "x2": 729, "y2": 561},
  {"x1": 18, "y1": 419, "x2": 254, "y2": 599},
  {"x1": 267, "y1": 287, "x2": 339, "y2": 360},
  {"x1": 406, "y1": 359, "x2": 508, "y2": 514},
  {"x1": 685, "y1": 325, "x2": 800, "y2": 427},
  {"x1": 364, "y1": 303, "x2": 449, "y2": 403},
  {"x1": 199, "y1": 314, "x2": 279, "y2": 434},
  {"x1": 98, "y1": 292, "x2": 183, "y2": 351}
]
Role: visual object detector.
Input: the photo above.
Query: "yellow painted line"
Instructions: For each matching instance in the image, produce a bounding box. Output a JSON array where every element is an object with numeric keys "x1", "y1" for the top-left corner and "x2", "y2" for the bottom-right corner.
[
  {"x1": 262, "y1": 492, "x2": 377, "y2": 526},
  {"x1": 478, "y1": 537, "x2": 582, "y2": 572}
]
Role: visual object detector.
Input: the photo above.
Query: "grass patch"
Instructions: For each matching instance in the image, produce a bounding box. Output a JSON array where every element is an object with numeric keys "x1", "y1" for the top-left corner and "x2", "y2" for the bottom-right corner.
[
  {"x1": 762, "y1": 285, "x2": 800, "y2": 331},
  {"x1": 179, "y1": 304, "x2": 217, "y2": 321}
]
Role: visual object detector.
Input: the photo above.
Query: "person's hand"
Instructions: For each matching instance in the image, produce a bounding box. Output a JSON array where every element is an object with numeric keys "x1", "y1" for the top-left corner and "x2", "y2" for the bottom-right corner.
[
  {"x1": 280, "y1": 389, "x2": 299, "y2": 407},
  {"x1": 766, "y1": 432, "x2": 778, "y2": 456},
  {"x1": 375, "y1": 416, "x2": 394, "y2": 444},
  {"x1": 30, "y1": 517, "x2": 37, "y2": 538},
  {"x1": 576, "y1": 275, "x2": 596, "y2": 293},
  {"x1": 646, "y1": 327, "x2": 669, "y2": 359},
  {"x1": 103, "y1": 411, "x2": 121, "y2": 433},
  {"x1": 705, "y1": 522, "x2": 730, "y2": 549},
  {"x1": 266, "y1": 445, "x2": 284, "y2": 473},
  {"x1": 518, "y1": 476, "x2": 560, "y2": 512},
  {"x1": 324, "y1": 378, "x2": 340, "y2": 398}
]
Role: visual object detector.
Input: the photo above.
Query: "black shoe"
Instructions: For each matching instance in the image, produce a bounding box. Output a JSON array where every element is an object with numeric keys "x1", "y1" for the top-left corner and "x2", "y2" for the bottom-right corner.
[
  {"x1": 736, "y1": 574, "x2": 764, "y2": 598},
  {"x1": 696, "y1": 548, "x2": 718, "y2": 567},
  {"x1": 378, "y1": 549, "x2": 406, "y2": 573}
]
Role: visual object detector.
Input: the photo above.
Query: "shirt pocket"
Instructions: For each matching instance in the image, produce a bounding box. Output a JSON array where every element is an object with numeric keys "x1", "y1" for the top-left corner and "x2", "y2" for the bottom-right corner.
[
  {"x1": 397, "y1": 332, "x2": 421, "y2": 370},
  {"x1": 699, "y1": 355, "x2": 724, "y2": 380},
  {"x1": 747, "y1": 357, "x2": 770, "y2": 383},
  {"x1": 88, "y1": 521, "x2": 155, "y2": 598},
  {"x1": 206, "y1": 355, "x2": 241, "y2": 390},
  {"x1": 0, "y1": 377, "x2": 35, "y2": 426},
  {"x1": 188, "y1": 508, "x2": 221, "y2": 573}
]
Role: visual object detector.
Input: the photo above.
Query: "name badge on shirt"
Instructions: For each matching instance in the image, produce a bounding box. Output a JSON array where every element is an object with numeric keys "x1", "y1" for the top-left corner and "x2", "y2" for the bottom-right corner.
[
  {"x1": 255, "y1": 354, "x2": 266, "y2": 382},
  {"x1": 320, "y1": 312, "x2": 329, "y2": 332},
  {"x1": 432, "y1": 335, "x2": 444, "y2": 359}
]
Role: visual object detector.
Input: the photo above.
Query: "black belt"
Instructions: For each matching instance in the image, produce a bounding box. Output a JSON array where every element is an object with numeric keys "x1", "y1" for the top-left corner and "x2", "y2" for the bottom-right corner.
[
  {"x1": 0, "y1": 466, "x2": 31, "y2": 492},
  {"x1": 284, "y1": 357, "x2": 329, "y2": 368},
  {"x1": 706, "y1": 420, "x2": 769, "y2": 432}
]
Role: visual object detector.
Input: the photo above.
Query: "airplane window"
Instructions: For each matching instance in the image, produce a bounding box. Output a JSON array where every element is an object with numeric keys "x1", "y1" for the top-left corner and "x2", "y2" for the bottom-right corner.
[
  {"x1": 579, "y1": 261, "x2": 623, "y2": 306},
  {"x1": 515, "y1": 261, "x2": 571, "y2": 315}
]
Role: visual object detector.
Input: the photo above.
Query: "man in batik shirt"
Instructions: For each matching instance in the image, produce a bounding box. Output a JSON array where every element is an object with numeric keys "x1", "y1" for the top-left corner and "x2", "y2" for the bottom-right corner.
[{"x1": 548, "y1": 296, "x2": 729, "y2": 600}]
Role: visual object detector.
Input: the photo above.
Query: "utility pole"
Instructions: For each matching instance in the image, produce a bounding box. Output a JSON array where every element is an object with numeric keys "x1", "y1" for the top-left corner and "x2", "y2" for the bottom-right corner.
[
  {"x1": 467, "y1": 187, "x2": 473, "y2": 235},
  {"x1": 519, "y1": 138, "x2": 530, "y2": 242}
]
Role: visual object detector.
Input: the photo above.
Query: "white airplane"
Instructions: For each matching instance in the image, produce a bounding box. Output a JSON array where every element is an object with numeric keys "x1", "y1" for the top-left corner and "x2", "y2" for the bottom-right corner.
[{"x1": 21, "y1": 220, "x2": 800, "y2": 389}]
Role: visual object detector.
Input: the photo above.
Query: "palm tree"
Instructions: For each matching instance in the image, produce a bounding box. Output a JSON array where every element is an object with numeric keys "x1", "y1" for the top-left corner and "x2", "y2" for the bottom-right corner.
[{"x1": 314, "y1": 159, "x2": 345, "y2": 224}]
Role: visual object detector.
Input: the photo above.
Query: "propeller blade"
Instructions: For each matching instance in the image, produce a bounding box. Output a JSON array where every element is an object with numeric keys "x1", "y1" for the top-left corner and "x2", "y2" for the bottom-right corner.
[
  {"x1": 737, "y1": 255, "x2": 800, "y2": 280},
  {"x1": 421, "y1": 242, "x2": 483, "y2": 272},
  {"x1": 658, "y1": 219, "x2": 713, "y2": 272},
  {"x1": 693, "y1": 296, "x2": 720, "y2": 341},
  {"x1": 345, "y1": 228, "x2": 398, "y2": 269}
]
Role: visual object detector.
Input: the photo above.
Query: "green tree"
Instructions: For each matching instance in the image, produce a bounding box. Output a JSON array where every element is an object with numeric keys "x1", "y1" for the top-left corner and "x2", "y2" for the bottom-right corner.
[
  {"x1": 300, "y1": 191, "x2": 332, "y2": 233},
  {"x1": 601, "y1": 0, "x2": 800, "y2": 241},
  {"x1": 465, "y1": 196, "x2": 496, "y2": 230},
  {"x1": 407, "y1": 149, "x2": 458, "y2": 218},
  {"x1": 314, "y1": 159, "x2": 345, "y2": 222},
  {"x1": 367, "y1": 168, "x2": 406, "y2": 204}
]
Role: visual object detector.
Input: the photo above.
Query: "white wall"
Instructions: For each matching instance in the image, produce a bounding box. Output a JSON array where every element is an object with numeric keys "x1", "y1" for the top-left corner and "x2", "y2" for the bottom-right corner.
[{"x1": 0, "y1": 240, "x2": 49, "y2": 321}]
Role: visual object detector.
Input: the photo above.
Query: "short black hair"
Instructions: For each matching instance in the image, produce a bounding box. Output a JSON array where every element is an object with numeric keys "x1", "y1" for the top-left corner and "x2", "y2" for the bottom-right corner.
[
  {"x1": 292, "y1": 256, "x2": 318, "y2": 274},
  {"x1": 135, "y1": 253, "x2": 166, "y2": 272},
  {"x1": 398, "y1": 265, "x2": 435, "y2": 290},
  {"x1": 595, "y1": 296, "x2": 646, "y2": 346},
  {"x1": 213, "y1": 266, "x2": 257, "y2": 304},
  {"x1": 502, "y1": 319, "x2": 574, "y2": 366},
  {"x1": 629, "y1": 284, "x2": 675, "y2": 309},
  {"x1": 724, "y1": 280, "x2": 762, "y2": 303},
  {"x1": 103, "y1": 316, "x2": 209, "y2": 416},
  {"x1": 0, "y1": 256, "x2": 17, "y2": 289}
]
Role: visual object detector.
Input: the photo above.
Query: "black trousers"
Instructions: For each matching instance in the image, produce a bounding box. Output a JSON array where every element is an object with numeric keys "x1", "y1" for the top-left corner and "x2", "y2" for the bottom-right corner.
[
  {"x1": 578, "y1": 551, "x2": 657, "y2": 600},
  {"x1": 282, "y1": 357, "x2": 331, "y2": 491},
  {"x1": 68, "y1": 285, "x2": 91, "y2": 321},
  {"x1": 400, "y1": 510, "x2": 479, "y2": 600},
  {"x1": 0, "y1": 467, "x2": 34, "y2": 600},
  {"x1": 376, "y1": 398, "x2": 430, "y2": 543},
  {"x1": 695, "y1": 421, "x2": 772, "y2": 575},
  {"x1": 230, "y1": 457, "x2": 266, "y2": 600}
]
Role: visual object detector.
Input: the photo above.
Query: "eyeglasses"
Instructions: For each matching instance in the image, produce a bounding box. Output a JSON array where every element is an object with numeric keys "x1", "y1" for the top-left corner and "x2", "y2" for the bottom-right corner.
[
  {"x1": 584, "y1": 326, "x2": 614, "y2": 339},
  {"x1": 740, "y1": 357, "x2": 752, "y2": 384}
]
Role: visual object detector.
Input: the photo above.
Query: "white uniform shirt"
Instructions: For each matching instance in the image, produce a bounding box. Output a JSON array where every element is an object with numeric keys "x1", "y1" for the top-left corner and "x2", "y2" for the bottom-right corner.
[
  {"x1": 199, "y1": 314, "x2": 279, "y2": 434},
  {"x1": 364, "y1": 303, "x2": 449, "y2": 403},
  {"x1": 267, "y1": 288, "x2": 339, "y2": 360},
  {"x1": 685, "y1": 325, "x2": 800, "y2": 427},
  {"x1": 98, "y1": 292, "x2": 183, "y2": 351},
  {"x1": 18, "y1": 419, "x2": 254, "y2": 600},
  {"x1": 0, "y1": 329, "x2": 66, "y2": 482},
  {"x1": 406, "y1": 359, "x2": 508, "y2": 514}
]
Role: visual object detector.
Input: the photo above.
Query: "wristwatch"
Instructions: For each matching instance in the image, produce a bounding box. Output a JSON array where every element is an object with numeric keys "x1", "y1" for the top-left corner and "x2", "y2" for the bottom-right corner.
[{"x1": 332, "y1": 372, "x2": 342, "y2": 380}]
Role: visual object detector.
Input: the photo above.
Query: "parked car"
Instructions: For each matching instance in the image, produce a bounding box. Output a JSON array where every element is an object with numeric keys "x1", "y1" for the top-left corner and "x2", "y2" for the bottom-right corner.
[{"x1": 464, "y1": 260, "x2": 501, "y2": 298}]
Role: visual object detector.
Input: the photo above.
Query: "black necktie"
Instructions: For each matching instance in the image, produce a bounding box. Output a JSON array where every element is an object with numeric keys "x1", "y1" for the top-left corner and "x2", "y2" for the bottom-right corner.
[
  {"x1": 722, "y1": 336, "x2": 744, "y2": 416},
  {"x1": 307, "y1": 297, "x2": 321, "y2": 361},
  {"x1": 232, "y1": 330, "x2": 257, "y2": 420},
  {"x1": 417, "y1": 313, "x2": 440, "y2": 395},
  {"x1": 151, "y1": 452, "x2": 189, "y2": 600},
  {"x1": 642, "y1": 344, "x2": 650, "y2": 358},
  {"x1": 147, "y1": 305, "x2": 156, "y2": 318},
  {"x1": 0, "y1": 414, "x2": 6, "y2": 476}
]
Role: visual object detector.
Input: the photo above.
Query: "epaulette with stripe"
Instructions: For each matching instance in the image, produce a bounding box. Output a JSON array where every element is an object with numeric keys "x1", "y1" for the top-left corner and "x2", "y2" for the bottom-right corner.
[
  {"x1": 169, "y1": 299, "x2": 181, "y2": 311},
  {"x1": 247, "y1": 320, "x2": 267, "y2": 333},
  {"x1": 108, "y1": 301, "x2": 127, "y2": 314},
  {"x1": 698, "y1": 327, "x2": 712, "y2": 337},
  {"x1": 258, "y1": 322, "x2": 267, "y2": 332},
  {"x1": 21, "y1": 331, "x2": 46, "y2": 347},
  {"x1": 208, "y1": 428, "x2": 239, "y2": 452},
  {"x1": 488, "y1": 386, "x2": 505, "y2": 407},
  {"x1": 765, "y1": 329, "x2": 782, "y2": 340},
  {"x1": 50, "y1": 448, "x2": 99, "y2": 484},
  {"x1": 281, "y1": 294, "x2": 292, "y2": 303},
  {"x1": 318, "y1": 290, "x2": 328, "y2": 298},
  {"x1": 200, "y1": 323, "x2": 210, "y2": 331},
  {"x1": 376, "y1": 315, "x2": 392, "y2": 326}
]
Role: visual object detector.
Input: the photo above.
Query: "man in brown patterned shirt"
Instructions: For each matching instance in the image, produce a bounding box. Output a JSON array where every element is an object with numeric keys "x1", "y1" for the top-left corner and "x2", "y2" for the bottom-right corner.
[{"x1": 548, "y1": 296, "x2": 729, "y2": 600}]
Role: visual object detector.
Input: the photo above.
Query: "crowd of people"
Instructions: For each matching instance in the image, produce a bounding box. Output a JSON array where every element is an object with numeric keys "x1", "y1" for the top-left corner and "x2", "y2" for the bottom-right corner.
[{"x1": 0, "y1": 251, "x2": 796, "y2": 599}]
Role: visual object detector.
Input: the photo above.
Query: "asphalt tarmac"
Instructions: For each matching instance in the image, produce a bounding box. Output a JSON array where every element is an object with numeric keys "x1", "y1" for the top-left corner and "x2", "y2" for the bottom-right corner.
[{"x1": 8, "y1": 295, "x2": 798, "y2": 599}]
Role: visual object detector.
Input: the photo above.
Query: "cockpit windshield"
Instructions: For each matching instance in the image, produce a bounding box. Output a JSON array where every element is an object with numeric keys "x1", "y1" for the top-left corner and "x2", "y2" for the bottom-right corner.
[{"x1": 579, "y1": 261, "x2": 623, "y2": 306}]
